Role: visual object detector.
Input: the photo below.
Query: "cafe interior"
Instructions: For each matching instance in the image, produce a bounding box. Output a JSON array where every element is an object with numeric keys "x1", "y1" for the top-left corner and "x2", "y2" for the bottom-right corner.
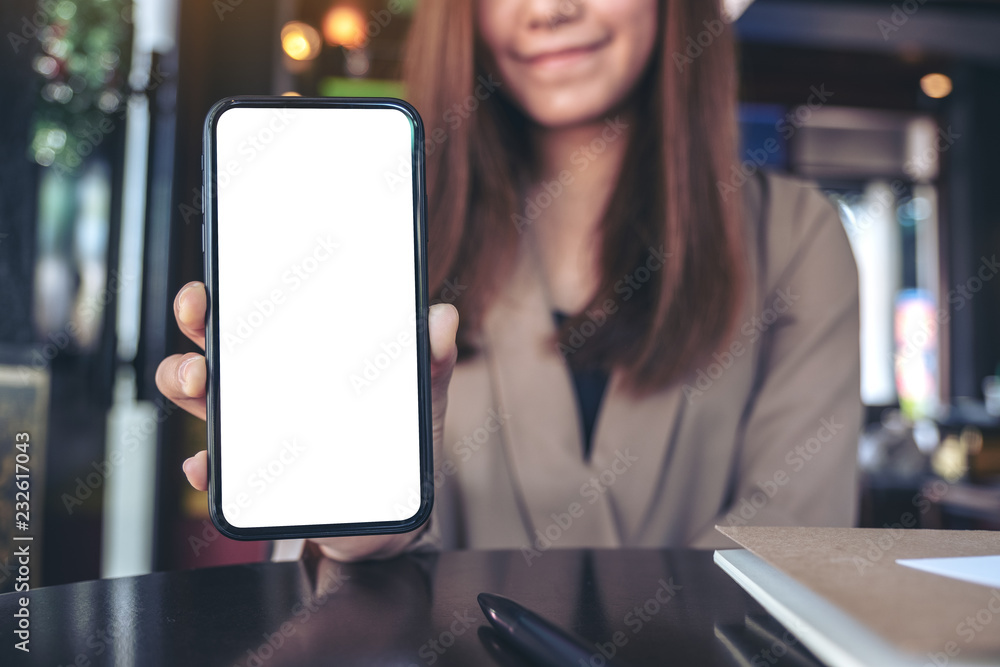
[{"x1": 0, "y1": 0, "x2": 999, "y2": 663}]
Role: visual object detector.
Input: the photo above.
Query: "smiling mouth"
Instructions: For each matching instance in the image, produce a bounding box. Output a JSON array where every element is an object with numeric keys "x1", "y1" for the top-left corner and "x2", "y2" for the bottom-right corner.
[{"x1": 516, "y1": 36, "x2": 612, "y2": 68}]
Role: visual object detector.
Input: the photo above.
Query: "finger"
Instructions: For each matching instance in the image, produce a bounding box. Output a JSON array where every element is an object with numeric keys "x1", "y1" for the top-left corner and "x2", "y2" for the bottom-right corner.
[
  {"x1": 311, "y1": 532, "x2": 418, "y2": 562},
  {"x1": 174, "y1": 281, "x2": 207, "y2": 350},
  {"x1": 428, "y1": 303, "x2": 459, "y2": 430},
  {"x1": 308, "y1": 306, "x2": 460, "y2": 564},
  {"x1": 429, "y1": 302, "x2": 458, "y2": 378},
  {"x1": 182, "y1": 450, "x2": 209, "y2": 491},
  {"x1": 155, "y1": 353, "x2": 207, "y2": 421}
]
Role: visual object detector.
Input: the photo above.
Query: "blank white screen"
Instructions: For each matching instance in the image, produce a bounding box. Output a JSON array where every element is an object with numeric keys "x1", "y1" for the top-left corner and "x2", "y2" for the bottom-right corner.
[{"x1": 214, "y1": 105, "x2": 421, "y2": 529}]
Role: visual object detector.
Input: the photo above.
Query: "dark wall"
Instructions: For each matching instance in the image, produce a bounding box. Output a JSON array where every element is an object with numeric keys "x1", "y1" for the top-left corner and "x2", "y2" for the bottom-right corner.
[
  {"x1": 0, "y1": 0, "x2": 41, "y2": 343},
  {"x1": 944, "y1": 64, "x2": 1000, "y2": 399}
]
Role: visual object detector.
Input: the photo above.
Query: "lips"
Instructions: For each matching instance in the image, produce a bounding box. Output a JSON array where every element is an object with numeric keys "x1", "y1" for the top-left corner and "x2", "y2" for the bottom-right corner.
[{"x1": 515, "y1": 36, "x2": 612, "y2": 67}]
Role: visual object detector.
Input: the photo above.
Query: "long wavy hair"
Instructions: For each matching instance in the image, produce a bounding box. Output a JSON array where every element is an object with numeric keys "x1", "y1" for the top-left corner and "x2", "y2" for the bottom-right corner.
[{"x1": 402, "y1": 0, "x2": 745, "y2": 395}]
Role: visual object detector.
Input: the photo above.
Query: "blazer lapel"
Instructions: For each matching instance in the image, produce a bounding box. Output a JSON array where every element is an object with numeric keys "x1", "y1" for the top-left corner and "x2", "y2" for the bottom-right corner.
[
  {"x1": 477, "y1": 175, "x2": 765, "y2": 549},
  {"x1": 482, "y1": 241, "x2": 621, "y2": 548},
  {"x1": 588, "y1": 371, "x2": 686, "y2": 545},
  {"x1": 481, "y1": 231, "x2": 692, "y2": 547}
]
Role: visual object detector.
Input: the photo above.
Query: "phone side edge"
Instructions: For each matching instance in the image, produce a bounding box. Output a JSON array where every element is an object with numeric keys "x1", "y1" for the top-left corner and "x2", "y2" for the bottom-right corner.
[
  {"x1": 203, "y1": 97, "x2": 236, "y2": 538},
  {"x1": 408, "y1": 96, "x2": 435, "y2": 536}
]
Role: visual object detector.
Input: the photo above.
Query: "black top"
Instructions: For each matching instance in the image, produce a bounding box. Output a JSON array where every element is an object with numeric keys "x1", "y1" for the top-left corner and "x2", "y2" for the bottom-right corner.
[
  {"x1": 553, "y1": 311, "x2": 610, "y2": 459},
  {"x1": 0, "y1": 549, "x2": 820, "y2": 667}
]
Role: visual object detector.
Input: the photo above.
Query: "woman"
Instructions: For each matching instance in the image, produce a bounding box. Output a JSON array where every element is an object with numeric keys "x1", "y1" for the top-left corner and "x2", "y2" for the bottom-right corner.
[{"x1": 157, "y1": 0, "x2": 861, "y2": 561}]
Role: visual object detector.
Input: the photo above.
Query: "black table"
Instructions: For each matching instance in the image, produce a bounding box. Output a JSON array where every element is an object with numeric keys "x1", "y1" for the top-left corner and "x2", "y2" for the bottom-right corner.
[{"x1": 1, "y1": 549, "x2": 824, "y2": 666}]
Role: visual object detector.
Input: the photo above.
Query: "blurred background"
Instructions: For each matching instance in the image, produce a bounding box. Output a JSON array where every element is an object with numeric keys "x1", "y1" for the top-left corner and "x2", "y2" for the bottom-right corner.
[{"x1": 1, "y1": 0, "x2": 999, "y2": 589}]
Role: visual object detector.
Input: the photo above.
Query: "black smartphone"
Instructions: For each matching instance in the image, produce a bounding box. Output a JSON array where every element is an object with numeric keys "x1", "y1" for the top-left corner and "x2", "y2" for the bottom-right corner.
[{"x1": 202, "y1": 96, "x2": 432, "y2": 540}]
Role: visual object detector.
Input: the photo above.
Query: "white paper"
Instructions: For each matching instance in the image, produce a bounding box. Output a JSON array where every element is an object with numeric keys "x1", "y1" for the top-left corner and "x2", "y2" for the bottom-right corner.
[{"x1": 896, "y1": 555, "x2": 1000, "y2": 588}]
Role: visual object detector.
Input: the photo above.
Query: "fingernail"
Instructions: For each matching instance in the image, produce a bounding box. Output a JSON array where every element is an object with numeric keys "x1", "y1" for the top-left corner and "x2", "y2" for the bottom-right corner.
[
  {"x1": 177, "y1": 282, "x2": 200, "y2": 317},
  {"x1": 177, "y1": 282, "x2": 193, "y2": 308},
  {"x1": 429, "y1": 306, "x2": 457, "y2": 363},
  {"x1": 178, "y1": 357, "x2": 196, "y2": 390},
  {"x1": 182, "y1": 458, "x2": 192, "y2": 475},
  {"x1": 429, "y1": 309, "x2": 447, "y2": 363}
]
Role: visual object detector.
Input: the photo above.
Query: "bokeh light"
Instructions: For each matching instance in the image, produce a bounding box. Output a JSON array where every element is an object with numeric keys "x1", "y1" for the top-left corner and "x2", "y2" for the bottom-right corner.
[
  {"x1": 323, "y1": 7, "x2": 365, "y2": 48},
  {"x1": 281, "y1": 21, "x2": 321, "y2": 61},
  {"x1": 920, "y1": 73, "x2": 953, "y2": 99},
  {"x1": 345, "y1": 49, "x2": 370, "y2": 76}
]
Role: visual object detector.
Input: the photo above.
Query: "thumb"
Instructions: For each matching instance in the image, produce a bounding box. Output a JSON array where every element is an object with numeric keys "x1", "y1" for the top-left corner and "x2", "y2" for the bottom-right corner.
[{"x1": 428, "y1": 303, "x2": 459, "y2": 432}]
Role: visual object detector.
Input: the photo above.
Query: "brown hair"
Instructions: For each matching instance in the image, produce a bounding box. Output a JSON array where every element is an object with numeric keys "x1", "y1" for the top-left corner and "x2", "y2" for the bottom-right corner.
[{"x1": 402, "y1": 0, "x2": 745, "y2": 395}]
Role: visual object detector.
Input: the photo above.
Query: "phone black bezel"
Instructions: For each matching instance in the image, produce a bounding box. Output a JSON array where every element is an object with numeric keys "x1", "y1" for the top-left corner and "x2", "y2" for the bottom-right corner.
[{"x1": 202, "y1": 96, "x2": 433, "y2": 541}]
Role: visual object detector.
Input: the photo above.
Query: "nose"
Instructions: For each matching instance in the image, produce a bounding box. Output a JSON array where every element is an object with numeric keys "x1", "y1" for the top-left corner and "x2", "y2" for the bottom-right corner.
[{"x1": 524, "y1": 0, "x2": 585, "y2": 30}]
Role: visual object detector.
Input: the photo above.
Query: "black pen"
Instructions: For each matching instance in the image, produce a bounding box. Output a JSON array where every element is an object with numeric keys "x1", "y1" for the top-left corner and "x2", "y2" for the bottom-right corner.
[{"x1": 478, "y1": 592, "x2": 630, "y2": 667}]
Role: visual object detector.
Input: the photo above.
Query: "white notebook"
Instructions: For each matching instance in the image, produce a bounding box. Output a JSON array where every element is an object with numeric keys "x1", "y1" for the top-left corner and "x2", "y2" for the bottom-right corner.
[{"x1": 713, "y1": 526, "x2": 1000, "y2": 667}]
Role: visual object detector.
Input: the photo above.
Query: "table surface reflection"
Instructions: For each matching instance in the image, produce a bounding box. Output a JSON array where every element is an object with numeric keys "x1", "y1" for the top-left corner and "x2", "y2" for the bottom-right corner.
[{"x1": 0, "y1": 549, "x2": 824, "y2": 666}]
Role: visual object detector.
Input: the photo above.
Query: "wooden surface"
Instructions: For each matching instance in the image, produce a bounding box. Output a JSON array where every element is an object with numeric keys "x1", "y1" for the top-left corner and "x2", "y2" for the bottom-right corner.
[{"x1": 719, "y1": 526, "x2": 1000, "y2": 658}]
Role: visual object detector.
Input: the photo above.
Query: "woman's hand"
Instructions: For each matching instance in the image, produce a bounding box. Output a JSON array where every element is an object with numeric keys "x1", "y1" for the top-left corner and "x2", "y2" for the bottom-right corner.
[{"x1": 155, "y1": 280, "x2": 460, "y2": 561}]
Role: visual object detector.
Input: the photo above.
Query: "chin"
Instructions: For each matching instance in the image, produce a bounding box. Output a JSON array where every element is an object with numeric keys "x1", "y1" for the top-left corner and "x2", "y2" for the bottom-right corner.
[{"x1": 516, "y1": 91, "x2": 625, "y2": 130}]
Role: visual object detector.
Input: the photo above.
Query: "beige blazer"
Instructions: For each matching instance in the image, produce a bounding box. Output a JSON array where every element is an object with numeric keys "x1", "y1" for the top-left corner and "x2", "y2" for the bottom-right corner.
[
  {"x1": 272, "y1": 172, "x2": 861, "y2": 562},
  {"x1": 425, "y1": 171, "x2": 861, "y2": 554}
]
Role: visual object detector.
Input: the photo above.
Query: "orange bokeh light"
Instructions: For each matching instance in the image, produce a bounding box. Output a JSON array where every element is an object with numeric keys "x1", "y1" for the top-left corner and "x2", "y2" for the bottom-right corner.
[
  {"x1": 281, "y1": 21, "x2": 321, "y2": 61},
  {"x1": 323, "y1": 6, "x2": 366, "y2": 48},
  {"x1": 920, "y1": 73, "x2": 953, "y2": 99}
]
